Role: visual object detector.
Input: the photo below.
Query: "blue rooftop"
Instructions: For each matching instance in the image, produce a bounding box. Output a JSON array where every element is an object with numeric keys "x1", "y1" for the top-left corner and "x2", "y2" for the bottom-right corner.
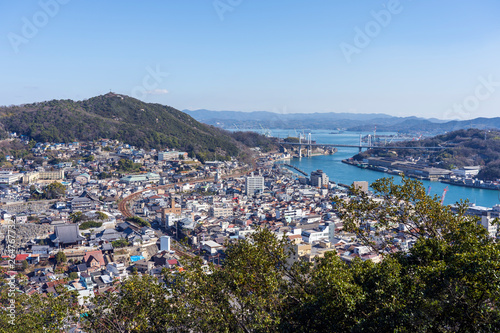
[{"x1": 130, "y1": 255, "x2": 145, "y2": 262}]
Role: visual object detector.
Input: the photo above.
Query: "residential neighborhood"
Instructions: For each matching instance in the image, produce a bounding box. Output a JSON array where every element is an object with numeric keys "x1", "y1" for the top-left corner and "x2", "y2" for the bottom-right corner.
[{"x1": 1, "y1": 135, "x2": 499, "y2": 331}]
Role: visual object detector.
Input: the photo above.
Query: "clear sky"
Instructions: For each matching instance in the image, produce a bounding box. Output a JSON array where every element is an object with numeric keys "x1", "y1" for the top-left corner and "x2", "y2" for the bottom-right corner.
[{"x1": 1, "y1": 0, "x2": 499, "y2": 120}]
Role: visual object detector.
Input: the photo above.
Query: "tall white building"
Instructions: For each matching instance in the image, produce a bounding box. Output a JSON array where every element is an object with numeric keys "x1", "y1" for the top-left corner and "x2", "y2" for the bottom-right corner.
[
  {"x1": 160, "y1": 236, "x2": 171, "y2": 252},
  {"x1": 480, "y1": 213, "x2": 498, "y2": 238},
  {"x1": 310, "y1": 170, "x2": 329, "y2": 188},
  {"x1": 246, "y1": 175, "x2": 264, "y2": 195}
]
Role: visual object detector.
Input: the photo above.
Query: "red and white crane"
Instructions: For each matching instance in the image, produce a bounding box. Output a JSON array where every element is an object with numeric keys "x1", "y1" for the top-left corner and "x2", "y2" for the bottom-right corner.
[{"x1": 440, "y1": 186, "x2": 448, "y2": 206}]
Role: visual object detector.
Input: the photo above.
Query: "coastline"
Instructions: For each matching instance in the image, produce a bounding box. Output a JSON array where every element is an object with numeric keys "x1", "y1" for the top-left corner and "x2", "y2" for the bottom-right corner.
[{"x1": 342, "y1": 158, "x2": 500, "y2": 192}]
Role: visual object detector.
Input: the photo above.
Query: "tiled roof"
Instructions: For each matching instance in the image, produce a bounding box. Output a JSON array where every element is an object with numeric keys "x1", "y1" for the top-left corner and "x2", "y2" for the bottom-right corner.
[
  {"x1": 83, "y1": 250, "x2": 105, "y2": 266},
  {"x1": 15, "y1": 254, "x2": 29, "y2": 261},
  {"x1": 53, "y1": 225, "x2": 85, "y2": 244}
]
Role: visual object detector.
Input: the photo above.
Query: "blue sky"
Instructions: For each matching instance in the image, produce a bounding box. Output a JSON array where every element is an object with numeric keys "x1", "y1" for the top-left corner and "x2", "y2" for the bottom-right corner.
[{"x1": 1, "y1": 0, "x2": 499, "y2": 119}]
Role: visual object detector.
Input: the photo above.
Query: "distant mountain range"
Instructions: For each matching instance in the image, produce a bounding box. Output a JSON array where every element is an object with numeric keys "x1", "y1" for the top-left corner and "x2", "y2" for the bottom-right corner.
[{"x1": 184, "y1": 109, "x2": 500, "y2": 134}]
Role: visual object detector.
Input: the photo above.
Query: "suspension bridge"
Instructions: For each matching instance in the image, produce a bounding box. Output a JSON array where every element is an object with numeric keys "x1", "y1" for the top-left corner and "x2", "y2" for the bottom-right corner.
[{"x1": 278, "y1": 134, "x2": 448, "y2": 156}]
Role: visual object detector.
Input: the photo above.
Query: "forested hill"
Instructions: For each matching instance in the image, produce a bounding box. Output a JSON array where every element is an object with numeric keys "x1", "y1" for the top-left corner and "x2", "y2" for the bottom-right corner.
[{"x1": 0, "y1": 93, "x2": 265, "y2": 158}]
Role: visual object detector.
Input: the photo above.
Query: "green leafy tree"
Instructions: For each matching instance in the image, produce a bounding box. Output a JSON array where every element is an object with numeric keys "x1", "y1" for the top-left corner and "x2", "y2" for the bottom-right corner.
[
  {"x1": 148, "y1": 227, "x2": 311, "y2": 333},
  {"x1": 83, "y1": 275, "x2": 175, "y2": 332},
  {"x1": 117, "y1": 158, "x2": 141, "y2": 172},
  {"x1": 0, "y1": 282, "x2": 79, "y2": 332},
  {"x1": 79, "y1": 221, "x2": 103, "y2": 230},
  {"x1": 111, "y1": 238, "x2": 130, "y2": 248},
  {"x1": 55, "y1": 251, "x2": 67, "y2": 264},
  {"x1": 95, "y1": 211, "x2": 108, "y2": 220},
  {"x1": 69, "y1": 211, "x2": 84, "y2": 223},
  {"x1": 325, "y1": 177, "x2": 500, "y2": 332},
  {"x1": 125, "y1": 216, "x2": 150, "y2": 227},
  {"x1": 43, "y1": 182, "x2": 66, "y2": 199},
  {"x1": 21, "y1": 260, "x2": 28, "y2": 271},
  {"x1": 97, "y1": 171, "x2": 112, "y2": 179},
  {"x1": 27, "y1": 215, "x2": 40, "y2": 223},
  {"x1": 27, "y1": 139, "x2": 37, "y2": 149},
  {"x1": 84, "y1": 154, "x2": 95, "y2": 162},
  {"x1": 29, "y1": 185, "x2": 44, "y2": 200},
  {"x1": 68, "y1": 272, "x2": 79, "y2": 280}
]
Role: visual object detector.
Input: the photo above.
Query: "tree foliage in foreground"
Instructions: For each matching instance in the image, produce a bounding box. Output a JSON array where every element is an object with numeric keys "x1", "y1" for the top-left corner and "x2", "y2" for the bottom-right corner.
[
  {"x1": 1, "y1": 178, "x2": 500, "y2": 332},
  {"x1": 0, "y1": 279, "x2": 79, "y2": 333}
]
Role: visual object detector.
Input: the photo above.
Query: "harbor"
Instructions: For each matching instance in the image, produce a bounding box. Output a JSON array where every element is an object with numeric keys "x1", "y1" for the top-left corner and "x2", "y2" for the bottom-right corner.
[{"x1": 271, "y1": 130, "x2": 500, "y2": 207}]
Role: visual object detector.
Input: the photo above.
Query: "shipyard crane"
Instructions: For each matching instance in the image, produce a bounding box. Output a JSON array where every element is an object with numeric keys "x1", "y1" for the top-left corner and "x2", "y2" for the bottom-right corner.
[
  {"x1": 259, "y1": 124, "x2": 271, "y2": 137},
  {"x1": 440, "y1": 186, "x2": 448, "y2": 205}
]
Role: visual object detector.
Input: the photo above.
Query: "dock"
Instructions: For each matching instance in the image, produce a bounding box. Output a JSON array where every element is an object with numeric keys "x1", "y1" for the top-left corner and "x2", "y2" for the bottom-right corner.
[{"x1": 283, "y1": 163, "x2": 308, "y2": 176}]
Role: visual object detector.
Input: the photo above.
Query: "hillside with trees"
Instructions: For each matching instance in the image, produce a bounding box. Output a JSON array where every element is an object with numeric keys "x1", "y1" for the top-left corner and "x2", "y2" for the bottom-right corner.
[{"x1": 0, "y1": 93, "x2": 277, "y2": 161}]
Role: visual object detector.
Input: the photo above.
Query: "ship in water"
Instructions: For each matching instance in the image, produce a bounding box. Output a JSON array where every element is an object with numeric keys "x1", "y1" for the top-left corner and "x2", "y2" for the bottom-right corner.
[{"x1": 440, "y1": 178, "x2": 500, "y2": 191}]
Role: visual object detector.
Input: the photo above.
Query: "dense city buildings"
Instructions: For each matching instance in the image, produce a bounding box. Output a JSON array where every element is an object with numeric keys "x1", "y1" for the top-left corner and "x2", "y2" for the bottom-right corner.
[{"x1": 0, "y1": 135, "x2": 499, "y2": 331}]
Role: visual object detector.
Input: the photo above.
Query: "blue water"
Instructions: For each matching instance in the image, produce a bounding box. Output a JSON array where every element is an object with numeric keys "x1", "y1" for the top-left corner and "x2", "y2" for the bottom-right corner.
[{"x1": 265, "y1": 129, "x2": 500, "y2": 207}]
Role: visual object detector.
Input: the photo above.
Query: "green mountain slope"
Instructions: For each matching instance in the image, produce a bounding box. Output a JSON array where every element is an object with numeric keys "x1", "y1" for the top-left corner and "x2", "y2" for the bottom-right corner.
[{"x1": 0, "y1": 93, "x2": 246, "y2": 157}]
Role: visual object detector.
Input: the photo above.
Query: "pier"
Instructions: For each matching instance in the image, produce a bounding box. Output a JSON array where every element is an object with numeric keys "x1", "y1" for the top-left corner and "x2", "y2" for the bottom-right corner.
[{"x1": 283, "y1": 163, "x2": 308, "y2": 176}]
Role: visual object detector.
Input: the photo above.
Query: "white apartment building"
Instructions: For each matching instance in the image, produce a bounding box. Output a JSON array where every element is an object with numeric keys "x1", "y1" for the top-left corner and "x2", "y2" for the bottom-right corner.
[{"x1": 246, "y1": 175, "x2": 264, "y2": 195}]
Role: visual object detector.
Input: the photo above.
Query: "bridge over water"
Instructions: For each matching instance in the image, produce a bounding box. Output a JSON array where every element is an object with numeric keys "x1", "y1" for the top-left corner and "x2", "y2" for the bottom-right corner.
[{"x1": 278, "y1": 138, "x2": 449, "y2": 156}]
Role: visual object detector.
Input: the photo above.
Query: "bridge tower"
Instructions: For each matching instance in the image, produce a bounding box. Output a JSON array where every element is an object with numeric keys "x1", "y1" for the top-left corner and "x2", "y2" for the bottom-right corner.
[
  {"x1": 298, "y1": 134, "x2": 302, "y2": 158},
  {"x1": 307, "y1": 133, "x2": 312, "y2": 157}
]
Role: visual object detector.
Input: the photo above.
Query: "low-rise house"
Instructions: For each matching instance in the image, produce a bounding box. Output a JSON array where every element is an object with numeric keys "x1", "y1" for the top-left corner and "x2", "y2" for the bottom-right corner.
[
  {"x1": 201, "y1": 240, "x2": 223, "y2": 255},
  {"x1": 15, "y1": 214, "x2": 28, "y2": 223},
  {"x1": 106, "y1": 262, "x2": 128, "y2": 280},
  {"x1": 135, "y1": 259, "x2": 154, "y2": 273},
  {"x1": 152, "y1": 251, "x2": 170, "y2": 267},
  {"x1": 79, "y1": 272, "x2": 95, "y2": 291},
  {"x1": 15, "y1": 254, "x2": 29, "y2": 268},
  {"x1": 27, "y1": 254, "x2": 40, "y2": 265},
  {"x1": 75, "y1": 263, "x2": 88, "y2": 274},
  {"x1": 31, "y1": 245, "x2": 51, "y2": 255},
  {"x1": 166, "y1": 259, "x2": 180, "y2": 269},
  {"x1": 83, "y1": 250, "x2": 106, "y2": 272}
]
